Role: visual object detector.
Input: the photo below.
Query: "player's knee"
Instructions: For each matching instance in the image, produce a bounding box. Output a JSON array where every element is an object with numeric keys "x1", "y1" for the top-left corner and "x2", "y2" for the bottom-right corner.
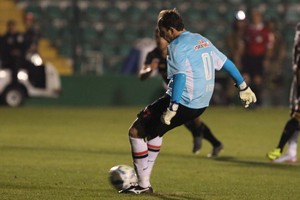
[
  {"x1": 292, "y1": 110, "x2": 300, "y2": 121},
  {"x1": 193, "y1": 118, "x2": 203, "y2": 127},
  {"x1": 128, "y1": 120, "x2": 145, "y2": 138},
  {"x1": 128, "y1": 126, "x2": 139, "y2": 138}
]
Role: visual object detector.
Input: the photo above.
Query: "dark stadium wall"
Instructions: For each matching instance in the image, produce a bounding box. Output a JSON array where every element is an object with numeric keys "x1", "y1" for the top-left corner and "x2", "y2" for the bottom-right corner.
[{"x1": 26, "y1": 75, "x2": 164, "y2": 106}]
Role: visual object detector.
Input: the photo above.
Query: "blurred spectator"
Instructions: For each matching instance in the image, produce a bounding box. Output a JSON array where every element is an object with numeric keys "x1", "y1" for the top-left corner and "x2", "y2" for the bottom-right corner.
[
  {"x1": 121, "y1": 38, "x2": 156, "y2": 75},
  {"x1": 22, "y1": 12, "x2": 45, "y2": 88},
  {"x1": 226, "y1": 11, "x2": 247, "y2": 69},
  {"x1": 264, "y1": 19, "x2": 287, "y2": 106},
  {"x1": 23, "y1": 12, "x2": 41, "y2": 55},
  {"x1": 242, "y1": 9, "x2": 274, "y2": 106},
  {"x1": 0, "y1": 19, "x2": 26, "y2": 82},
  {"x1": 225, "y1": 11, "x2": 248, "y2": 104}
]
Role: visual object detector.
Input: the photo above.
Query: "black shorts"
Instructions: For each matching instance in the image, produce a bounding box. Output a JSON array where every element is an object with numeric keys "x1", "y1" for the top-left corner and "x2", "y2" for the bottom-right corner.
[{"x1": 136, "y1": 94, "x2": 206, "y2": 139}]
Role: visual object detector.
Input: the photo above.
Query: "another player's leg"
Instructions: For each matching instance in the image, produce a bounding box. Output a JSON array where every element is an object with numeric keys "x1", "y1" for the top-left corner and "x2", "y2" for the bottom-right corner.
[
  {"x1": 200, "y1": 122, "x2": 224, "y2": 158},
  {"x1": 185, "y1": 119, "x2": 223, "y2": 156},
  {"x1": 184, "y1": 120, "x2": 203, "y2": 154},
  {"x1": 267, "y1": 118, "x2": 299, "y2": 161},
  {"x1": 274, "y1": 131, "x2": 299, "y2": 163}
]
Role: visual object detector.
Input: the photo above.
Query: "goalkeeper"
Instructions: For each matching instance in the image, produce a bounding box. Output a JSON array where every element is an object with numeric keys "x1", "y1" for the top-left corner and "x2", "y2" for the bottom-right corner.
[
  {"x1": 121, "y1": 9, "x2": 256, "y2": 194},
  {"x1": 139, "y1": 28, "x2": 224, "y2": 156},
  {"x1": 267, "y1": 22, "x2": 300, "y2": 163}
]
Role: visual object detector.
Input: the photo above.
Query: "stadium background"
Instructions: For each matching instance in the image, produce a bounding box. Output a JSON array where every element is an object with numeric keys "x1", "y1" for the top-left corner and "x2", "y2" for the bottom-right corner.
[{"x1": 1, "y1": 0, "x2": 299, "y2": 106}]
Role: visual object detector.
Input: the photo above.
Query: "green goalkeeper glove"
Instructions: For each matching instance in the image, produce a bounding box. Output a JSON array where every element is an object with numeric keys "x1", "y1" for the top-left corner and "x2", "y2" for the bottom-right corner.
[
  {"x1": 161, "y1": 103, "x2": 178, "y2": 125},
  {"x1": 238, "y1": 82, "x2": 257, "y2": 108}
]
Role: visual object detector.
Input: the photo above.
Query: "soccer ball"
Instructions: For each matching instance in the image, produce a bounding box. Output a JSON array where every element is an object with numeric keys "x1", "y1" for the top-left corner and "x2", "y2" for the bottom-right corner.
[{"x1": 108, "y1": 164, "x2": 138, "y2": 191}]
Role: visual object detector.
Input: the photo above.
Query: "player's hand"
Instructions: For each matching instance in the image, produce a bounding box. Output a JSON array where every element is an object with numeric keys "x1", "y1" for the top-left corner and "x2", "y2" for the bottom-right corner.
[
  {"x1": 161, "y1": 103, "x2": 178, "y2": 125},
  {"x1": 139, "y1": 66, "x2": 152, "y2": 81},
  {"x1": 238, "y1": 82, "x2": 257, "y2": 108}
]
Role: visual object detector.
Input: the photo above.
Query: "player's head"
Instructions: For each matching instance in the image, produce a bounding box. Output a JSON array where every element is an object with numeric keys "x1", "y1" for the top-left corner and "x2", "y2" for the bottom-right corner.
[
  {"x1": 155, "y1": 28, "x2": 168, "y2": 58},
  {"x1": 157, "y1": 10, "x2": 168, "y2": 22},
  {"x1": 157, "y1": 9, "x2": 184, "y2": 43}
]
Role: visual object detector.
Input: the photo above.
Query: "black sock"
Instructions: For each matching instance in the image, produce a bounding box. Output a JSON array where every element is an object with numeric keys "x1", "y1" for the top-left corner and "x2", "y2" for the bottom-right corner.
[
  {"x1": 185, "y1": 121, "x2": 221, "y2": 147},
  {"x1": 199, "y1": 123, "x2": 221, "y2": 147},
  {"x1": 277, "y1": 118, "x2": 299, "y2": 151}
]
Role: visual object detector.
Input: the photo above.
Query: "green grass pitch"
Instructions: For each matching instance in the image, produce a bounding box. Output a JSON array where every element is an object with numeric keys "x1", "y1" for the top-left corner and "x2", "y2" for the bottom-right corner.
[{"x1": 0, "y1": 106, "x2": 300, "y2": 200}]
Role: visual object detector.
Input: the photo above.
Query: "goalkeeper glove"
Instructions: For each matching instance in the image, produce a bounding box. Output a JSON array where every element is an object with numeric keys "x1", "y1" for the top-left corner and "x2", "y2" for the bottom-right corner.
[
  {"x1": 161, "y1": 102, "x2": 179, "y2": 125},
  {"x1": 238, "y1": 82, "x2": 257, "y2": 108}
]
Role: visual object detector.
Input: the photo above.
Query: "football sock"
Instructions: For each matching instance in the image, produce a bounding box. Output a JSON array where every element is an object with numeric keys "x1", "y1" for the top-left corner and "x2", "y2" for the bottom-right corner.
[
  {"x1": 287, "y1": 131, "x2": 299, "y2": 157},
  {"x1": 277, "y1": 118, "x2": 299, "y2": 151},
  {"x1": 185, "y1": 121, "x2": 221, "y2": 147},
  {"x1": 288, "y1": 141, "x2": 297, "y2": 157},
  {"x1": 129, "y1": 136, "x2": 149, "y2": 187},
  {"x1": 147, "y1": 136, "x2": 162, "y2": 178},
  {"x1": 200, "y1": 123, "x2": 221, "y2": 147}
]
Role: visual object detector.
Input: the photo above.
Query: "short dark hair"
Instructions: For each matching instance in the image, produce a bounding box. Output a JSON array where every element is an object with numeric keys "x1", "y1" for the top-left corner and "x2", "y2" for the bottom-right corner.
[{"x1": 158, "y1": 9, "x2": 184, "y2": 31}]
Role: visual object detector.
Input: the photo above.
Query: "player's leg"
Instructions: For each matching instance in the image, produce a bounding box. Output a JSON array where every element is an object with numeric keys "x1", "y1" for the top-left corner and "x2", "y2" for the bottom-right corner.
[
  {"x1": 267, "y1": 118, "x2": 299, "y2": 160},
  {"x1": 147, "y1": 136, "x2": 162, "y2": 178},
  {"x1": 288, "y1": 131, "x2": 299, "y2": 158},
  {"x1": 274, "y1": 131, "x2": 299, "y2": 163},
  {"x1": 184, "y1": 118, "x2": 223, "y2": 156},
  {"x1": 184, "y1": 119, "x2": 203, "y2": 154},
  {"x1": 198, "y1": 120, "x2": 224, "y2": 157},
  {"x1": 128, "y1": 122, "x2": 151, "y2": 189},
  {"x1": 125, "y1": 135, "x2": 162, "y2": 194},
  {"x1": 123, "y1": 95, "x2": 206, "y2": 194},
  {"x1": 122, "y1": 95, "x2": 170, "y2": 193}
]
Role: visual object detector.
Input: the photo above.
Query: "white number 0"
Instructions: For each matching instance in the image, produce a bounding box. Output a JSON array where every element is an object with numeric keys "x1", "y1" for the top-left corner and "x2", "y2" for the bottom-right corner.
[{"x1": 201, "y1": 52, "x2": 213, "y2": 80}]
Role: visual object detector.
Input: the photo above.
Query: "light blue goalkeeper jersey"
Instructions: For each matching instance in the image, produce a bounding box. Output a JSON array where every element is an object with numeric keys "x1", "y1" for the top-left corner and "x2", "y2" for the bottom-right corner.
[{"x1": 166, "y1": 31, "x2": 227, "y2": 109}]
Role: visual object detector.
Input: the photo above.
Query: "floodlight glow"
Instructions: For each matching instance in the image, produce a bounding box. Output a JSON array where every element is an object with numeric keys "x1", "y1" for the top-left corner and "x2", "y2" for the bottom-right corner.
[{"x1": 236, "y1": 10, "x2": 246, "y2": 20}]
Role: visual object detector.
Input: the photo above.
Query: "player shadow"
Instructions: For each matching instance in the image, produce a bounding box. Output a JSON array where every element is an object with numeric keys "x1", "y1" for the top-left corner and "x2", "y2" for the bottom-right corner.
[
  {"x1": 0, "y1": 144, "x2": 129, "y2": 156},
  {"x1": 151, "y1": 192, "x2": 205, "y2": 200},
  {"x1": 105, "y1": 192, "x2": 204, "y2": 200},
  {"x1": 0, "y1": 181, "x2": 99, "y2": 192},
  {"x1": 212, "y1": 156, "x2": 299, "y2": 168}
]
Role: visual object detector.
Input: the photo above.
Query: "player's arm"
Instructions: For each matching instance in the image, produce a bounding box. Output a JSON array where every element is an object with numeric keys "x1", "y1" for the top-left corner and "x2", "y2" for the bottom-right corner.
[
  {"x1": 222, "y1": 58, "x2": 257, "y2": 108},
  {"x1": 161, "y1": 73, "x2": 186, "y2": 125},
  {"x1": 161, "y1": 43, "x2": 186, "y2": 125},
  {"x1": 139, "y1": 58, "x2": 160, "y2": 81}
]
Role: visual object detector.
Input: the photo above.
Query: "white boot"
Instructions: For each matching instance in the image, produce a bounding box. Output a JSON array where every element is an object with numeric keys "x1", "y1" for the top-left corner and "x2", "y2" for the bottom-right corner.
[{"x1": 274, "y1": 131, "x2": 298, "y2": 163}]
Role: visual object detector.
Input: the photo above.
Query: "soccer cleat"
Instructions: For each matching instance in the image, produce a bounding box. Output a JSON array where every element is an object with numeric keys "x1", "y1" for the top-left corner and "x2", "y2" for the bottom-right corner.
[
  {"x1": 266, "y1": 148, "x2": 281, "y2": 160},
  {"x1": 207, "y1": 143, "x2": 224, "y2": 158},
  {"x1": 273, "y1": 154, "x2": 297, "y2": 163},
  {"x1": 119, "y1": 185, "x2": 153, "y2": 194},
  {"x1": 192, "y1": 136, "x2": 202, "y2": 154}
]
